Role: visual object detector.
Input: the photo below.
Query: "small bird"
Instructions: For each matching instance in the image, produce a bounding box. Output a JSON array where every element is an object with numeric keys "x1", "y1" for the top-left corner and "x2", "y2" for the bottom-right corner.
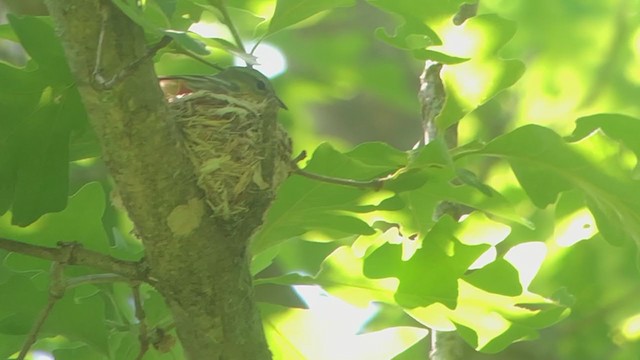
[
  {"x1": 159, "y1": 66, "x2": 287, "y2": 109},
  {"x1": 161, "y1": 66, "x2": 292, "y2": 221}
]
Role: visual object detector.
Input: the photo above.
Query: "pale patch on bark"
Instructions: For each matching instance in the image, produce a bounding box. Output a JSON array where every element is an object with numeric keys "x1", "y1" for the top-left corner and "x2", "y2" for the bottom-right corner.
[{"x1": 167, "y1": 198, "x2": 205, "y2": 236}]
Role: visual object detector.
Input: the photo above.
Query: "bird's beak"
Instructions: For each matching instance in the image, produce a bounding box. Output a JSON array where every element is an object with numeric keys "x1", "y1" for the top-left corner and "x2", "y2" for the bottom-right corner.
[{"x1": 276, "y1": 96, "x2": 288, "y2": 110}]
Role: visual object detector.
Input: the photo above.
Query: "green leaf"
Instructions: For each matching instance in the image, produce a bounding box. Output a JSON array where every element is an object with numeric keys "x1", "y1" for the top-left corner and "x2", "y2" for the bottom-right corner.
[
  {"x1": 253, "y1": 273, "x2": 316, "y2": 287},
  {"x1": 455, "y1": 168, "x2": 493, "y2": 196},
  {"x1": 568, "y1": 113, "x2": 640, "y2": 160},
  {"x1": 367, "y1": 0, "x2": 465, "y2": 21},
  {"x1": 0, "y1": 16, "x2": 88, "y2": 225},
  {"x1": 471, "y1": 125, "x2": 640, "y2": 247},
  {"x1": 0, "y1": 23, "x2": 17, "y2": 41},
  {"x1": 112, "y1": 0, "x2": 211, "y2": 55},
  {"x1": 316, "y1": 246, "x2": 398, "y2": 307},
  {"x1": 261, "y1": 304, "x2": 309, "y2": 360},
  {"x1": 43, "y1": 290, "x2": 109, "y2": 354},
  {"x1": 412, "y1": 49, "x2": 469, "y2": 64},
  {"x1": 165, "y1": 30, "x2": 210, "y2": 55},
  {"x1": 7, "y1": 15, "x2": 71, "y2": 85},
  {"x1": 454, "y1": 321, "x2": 537, "y2": 354},
  {"x1": 0, "y1": 182, "x2": 110, "y2": 253},
  {"x1": 346, "y1": 142, "x2": 408, "y2": 168},
  {"x1": 251, "y1": 143, "x2": 404, "y2": 255},
  {"x1": 374, "y1": 16, "x2": 441, "y2": 50},
  {"x1": 110, "y1": 0, "x2": 164, "y2": 34},
  {"x1": 364, "y1": 216, "x2": 490, "y2": 309},
  {"x1": 155, "y1": 0, "x2": 179, "y2": 20},
  {"x1": 52, "y1": 345, "x2": 107, "y2": 360},
  {"x1": 384, "y1": 141, "x2": 533, "y2": 234},
  {"x1": 268, "y1": 0, "x2": 356, "y2": 35},
  {"x1": 464, "y1": 259, "x2": 522, "y2": 296},
  {"x1": 477, "y1": 125, "x2": 581, "y2": 207},
  {"x1": 367, "y1": 0, "x2": 463, "y2": 53},
  {"x1": 11, "y1": 94, "x2": 71, "y2": 225},
  {"x1": 384, "y1": 168, "x2": 430, "y2": 192},
  {"x1": 0, "y1": 275, "x2": 48, "y2": 336},
  {"x1": 434, "y1": 15, "x2": 525, "y2": 130},
  {"x1": 407, "y1": 281, "x2": 569, "y2": 353}
]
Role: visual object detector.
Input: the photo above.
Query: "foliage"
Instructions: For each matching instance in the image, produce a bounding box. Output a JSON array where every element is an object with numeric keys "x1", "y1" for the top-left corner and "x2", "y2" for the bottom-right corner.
[{"x1": 1, "y1": 0, "x2": 640, "y2": 359}]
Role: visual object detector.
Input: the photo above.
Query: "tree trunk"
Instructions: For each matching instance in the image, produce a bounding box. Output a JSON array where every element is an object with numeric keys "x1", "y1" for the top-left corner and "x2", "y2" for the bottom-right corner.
[{"x1": 44, "y1": 0, "x2": 271, "y2": 358}]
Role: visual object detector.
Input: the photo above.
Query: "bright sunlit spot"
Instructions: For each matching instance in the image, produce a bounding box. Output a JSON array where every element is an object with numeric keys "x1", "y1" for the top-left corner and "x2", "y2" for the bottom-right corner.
[
  {"x1": 187, "y1": 23, "x2": 287, "y2": 78},
  {"x1": 456, "y1": 212, "x2": 510, "y2": 269},
  {"x1": 31, "y1": 351, "x2": 54, "y2": 360},
  {"x1": 294, "y1": 285, "x2": 378, "y2": 334},
  {"x1": 619, "y1": 313, "x2": 640, "y2": 342},
  {"x1": 290, "y1": 285, "x2": 427, "y2": 359},
  {"x1": 189, "y1": 21, "x2": 231, "y2": 39},
  {"x1": 504, "y1": 242, "x2": 547, "y2": 290},
  {"x1": 444, "y1": 62, "x2": 495, "y2": 107},
  {"x1": 469, "y1": 247, "x2": 497, "y2": 270},
  {"x1": 437, "y1": 24, "x2": 480, "y2": 57},
  {"x1": 456, "y1": 212, "x2": 512, "y2": 246},
  {"x1": 555, "y1": 208, "x2": 597, "y2": 247},
  {"x1": 234, "y1": 43, "x2": 287, "y2": 78}
]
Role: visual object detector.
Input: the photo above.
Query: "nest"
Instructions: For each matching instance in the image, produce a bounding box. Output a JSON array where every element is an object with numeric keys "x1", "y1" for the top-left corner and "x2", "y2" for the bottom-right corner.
[{"x1": 169, "y1": 91, "x2": 292, "y2": 220}]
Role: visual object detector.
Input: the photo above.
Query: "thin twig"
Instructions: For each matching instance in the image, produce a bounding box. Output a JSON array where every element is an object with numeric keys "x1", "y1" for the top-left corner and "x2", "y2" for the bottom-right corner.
[
  {"x1": 293, "y1": 168, "x2": 387, "y2": 189},
  {"x1": 93, "y1": 5, "x2": 109, "y2": 86},
  {"x1": 290, "y1": 151, "x2": 390, "y2": 190},
  {"x1": 17, "y1": 260, "x2": 69, "y2": 360},
  {"x1": 65, "y1": 273, "x2": 131, "y2": 288},
  {"x1": 211, "y1": 0, "x2": 245, "y2": 53},
  {"x1": 132, "y1": 283, "x2": 150, "y2": 360},
  {"x1": 93, "y1": 36, "x2": 173, "y2": 90},
  {"x1": 0, "y1": 238, "x2": 147, "y2": 281}
]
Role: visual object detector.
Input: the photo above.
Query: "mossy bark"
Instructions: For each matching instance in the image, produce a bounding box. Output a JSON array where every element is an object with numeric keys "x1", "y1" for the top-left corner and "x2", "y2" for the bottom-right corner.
[{"x1": 44, "y1": 0, "x2": 271, "y2": 358}]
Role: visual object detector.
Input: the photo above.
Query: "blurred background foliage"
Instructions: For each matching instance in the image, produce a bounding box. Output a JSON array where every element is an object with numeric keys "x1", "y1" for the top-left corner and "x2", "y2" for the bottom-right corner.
[{"x1": 1, "y1": 0, "x2": 640, "y2": 359}]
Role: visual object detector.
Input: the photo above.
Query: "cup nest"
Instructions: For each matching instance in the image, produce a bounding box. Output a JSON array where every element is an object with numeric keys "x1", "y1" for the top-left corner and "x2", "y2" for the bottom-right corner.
[{"x1": 169, "y1": 91, "x2": 292, "y2": 220}]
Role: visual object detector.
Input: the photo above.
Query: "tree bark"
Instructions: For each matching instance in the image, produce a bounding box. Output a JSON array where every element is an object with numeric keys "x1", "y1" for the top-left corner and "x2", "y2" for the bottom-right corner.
[{"x1": 44, "y1": 0, "x2": 271, "y2": 358}]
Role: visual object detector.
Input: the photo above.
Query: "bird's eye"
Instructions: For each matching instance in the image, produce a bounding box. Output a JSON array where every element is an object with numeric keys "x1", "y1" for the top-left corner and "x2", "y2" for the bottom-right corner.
[{"x1": 255, "y1": 80, "x2": 267, "y2": 91}]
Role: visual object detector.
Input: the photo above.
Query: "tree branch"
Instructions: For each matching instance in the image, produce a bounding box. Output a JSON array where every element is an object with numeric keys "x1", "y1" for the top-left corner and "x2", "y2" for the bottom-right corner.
[{"x1": 0, "y1": 237, "x2": 147, "y2": 281}]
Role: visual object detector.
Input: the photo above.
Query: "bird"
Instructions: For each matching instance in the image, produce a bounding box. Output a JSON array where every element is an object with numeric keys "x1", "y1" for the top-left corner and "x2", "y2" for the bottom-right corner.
[
  {"x1": 160, "y1": 66, "x2": 292, "y2": 222},
  {"x1": 159, "y1": 66, "x2": 287, "y2": 109}
]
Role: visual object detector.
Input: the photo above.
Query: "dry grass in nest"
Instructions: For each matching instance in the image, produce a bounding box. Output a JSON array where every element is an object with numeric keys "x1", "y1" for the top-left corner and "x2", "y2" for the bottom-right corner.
[{"x1": 169, "y1": 91, "x2": 291, "y2": 219}]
